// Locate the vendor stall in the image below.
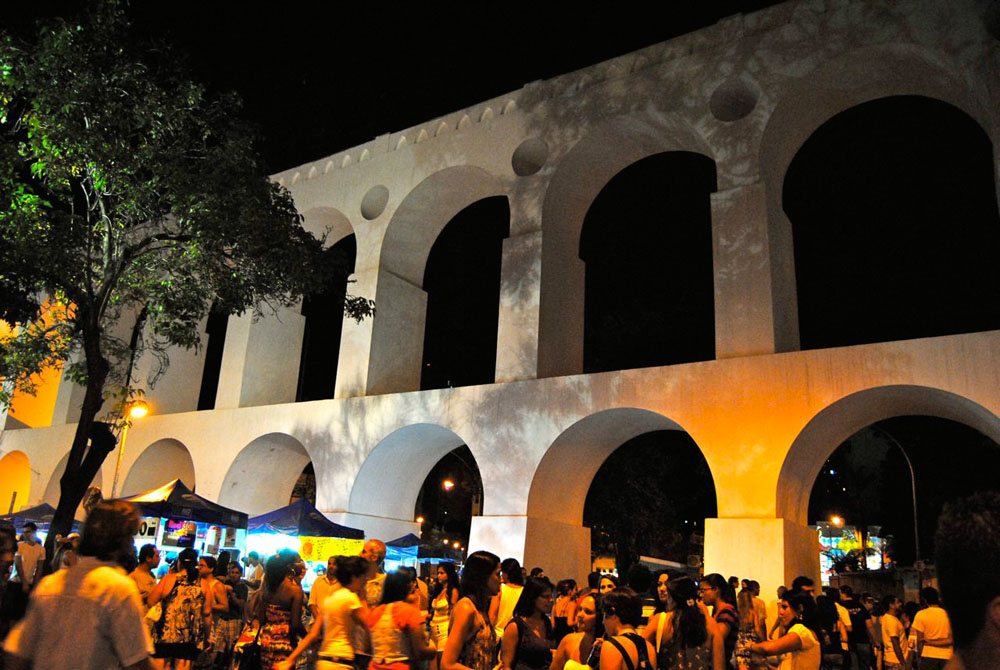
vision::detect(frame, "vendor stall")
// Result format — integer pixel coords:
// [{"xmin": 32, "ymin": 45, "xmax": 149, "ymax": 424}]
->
[
  {"xmin": 121, "ymin": 478, "xmax": 248, "ymax": 561},
  {"xmin": 247, "ymin": 498, "xmax": 364, "ymax": 591},
  {"xmin": 0, "ymin": 502, "xmax": 82, "ymax": 542},
  {"xmin": 385, "ymin": 533, "xmax": 421, "ymax": 572}
]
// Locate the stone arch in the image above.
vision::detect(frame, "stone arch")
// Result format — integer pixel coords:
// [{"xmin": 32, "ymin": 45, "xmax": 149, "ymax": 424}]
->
[
  {"xmin": 537, "ymin": 112, "xmax": 716, "ymax": 378},
  {"xmin": 301, "ymin": 206, "xmax": 356, "ymax": 250},
  {"xmin": 758, "ymin": 43, "xmax": 999, "ymax": 350},
  {"xmin": 368, "ymin": 167, "xmax": 507, "ymax": 394},
  {"xmin": 776, "ymin": 385, "xmax": 1000, "ymax": 526},
  {"xmin": 0, "ymin": 451, "xmax": 31, "ymax": 513},
  {"xmin": 527, "ymin": 407, "xmax": 707, "ymax": 527},
  {"xmin": 121, "ymin": 439, "xmax": 196, "ymax": 497},
  {"xmin": 217, "ymin": 433, "xmax": 312, "ymax": 516},
  {"xmin": 349, "ymin": 424, "xmax": 471, "ymax": 522}
]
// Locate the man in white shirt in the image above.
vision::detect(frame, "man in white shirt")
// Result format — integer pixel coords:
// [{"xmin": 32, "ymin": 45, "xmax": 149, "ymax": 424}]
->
[
  {"xmin": 881, "ymin": 595, "xmax": 907, "ymax": 669},
  {"xmin": 8, "ymin": 522, "xmax": 46, "ymax": 621},
  {"xmin": 243, "ymin": 551, "xmax": 264, "ymax": 592},
  {"xmin": 309, "ymin": 555, "xmax": 340, "ymax": 618},
  {"xmin": 3, "ymin": 500, "xmax": 155, "ymax": 670},
  {"xmin": 912, "ymin": 587, "xmax": 953, "ymax": 670}
]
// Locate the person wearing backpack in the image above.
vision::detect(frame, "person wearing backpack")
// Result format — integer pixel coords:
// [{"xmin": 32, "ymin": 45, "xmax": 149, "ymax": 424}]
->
[{"xmin": 599, "ymin": 589, "xmax": 657, "ymax": 670}]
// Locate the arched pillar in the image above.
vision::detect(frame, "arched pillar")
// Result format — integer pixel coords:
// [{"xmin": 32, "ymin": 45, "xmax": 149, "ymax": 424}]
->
[
  {"xmin": 363, "ymin": 167, "xmax": 507, "ymax": 395},
  {"xmin": 344, "ymin": 424, "xmax": 471, "ymax": 542},
  {"xmin": 515, "ymin": 408, "xmax": 692, "ymax": 582},
  {"xmin": 120, "ymin": 438, "xmax": 196, "ymax": 497},
  {"xmin": 0, "ymin": 451, "xmax": 31, "ymax": 514},
  {"xmin": 217, "ymin": 433, "xmax": 312, "ymax": 516},
  {"xmin": 759, "ymin": 43, "xmax": 999, "ymax": 355},
  {"xmin": 537, "ymin": 113, "xmax": 717, "ymax": 378}
]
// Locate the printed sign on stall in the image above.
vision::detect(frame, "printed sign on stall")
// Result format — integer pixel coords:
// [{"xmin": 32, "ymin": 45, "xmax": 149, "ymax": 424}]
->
[
  {"xmin": 138, "ymin": 516, "xmax": 160, "ymax": 539},
  {"xmin": 299, "ymin": 536, "xmax": 365, "ymax": 562}
]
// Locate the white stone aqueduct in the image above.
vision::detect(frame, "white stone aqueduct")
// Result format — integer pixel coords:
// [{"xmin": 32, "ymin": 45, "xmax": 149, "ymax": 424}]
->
[{"xmin": 3, "ymin": 0, "xmax": 1000, "ymax": 603}]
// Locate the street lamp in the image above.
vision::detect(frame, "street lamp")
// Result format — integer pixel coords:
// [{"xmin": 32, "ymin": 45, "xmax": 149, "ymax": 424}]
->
[
  {"xmin": 830, "ymin": 515, "xmax": 844, "ymax": 528},
  {"xmin": 874, "ymin": 428, "xmax": 920, "ymax": 563},
  {"xmin": 110, "ymin": 399, "xmax": 151, "ymax": 498},
  {"xmin": 415, "ymin": 516, "xmax": 425, "ymax": 524},
  {"xmin": 442, "ymin": 479, "xmax": 455, "ymax": 491}
]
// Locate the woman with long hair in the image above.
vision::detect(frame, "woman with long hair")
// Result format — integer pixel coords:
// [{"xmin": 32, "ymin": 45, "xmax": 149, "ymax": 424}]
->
[
  {"xmin": 599, "ymin": 589, "xmax": 657, "ymax": 670},
  {"xmin": 442, "ymin": 550, "xmax": 502, "ymax": 670},
  {"xmin": 365, "ymin": 570, "xmax": 437, "ymax": 670},
  {"xmin": 148, "ymin": 547, "xmax": 210, "ymax": 670},
  {"xmin": 644, "ymin": 576, "xmax": 723, "ymax": 670},
  {"xmin": 253, "ymin": 549, "xmax": 306, "ymax": 669},
  {"xmin": 734, "ymin": 589, "xmax": 760, "ymax": 670},
  {"xmin": 748, "ymin": 591, "xmax": 821, "ymax": 670},
  {"xmin": 552, "ymin": 580, "xmax": 578, "ymax": 643},
  {"xmin": 501, "ymin": 577, "xmax": 556, "ymax": 670},
  {"xmin": 699, "ymin": 574, "xmax": 738, "ymax": 669},
  {"xmin": 598, "ymin": 576, "xmax": 621, "ymax": 597},
  {"xmin": 492, "ymin": 557, "xmax": 526, "ymax": 640},
  {"xmin": 430, "ymin": 563, "xmax": 461, "ymax": 670},
  {"xmin": 551, "ymin": 592, "xmax": 604, "ymax": 670},
  {"xmin": 278, "ymin": 555, "xmax": 370, "ymax": 670}
]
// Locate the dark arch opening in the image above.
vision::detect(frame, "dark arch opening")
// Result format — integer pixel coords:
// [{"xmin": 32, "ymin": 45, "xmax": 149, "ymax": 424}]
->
[
  {"xmin": 197, "ymin": 305, "xmax": 228, "ymax": 410},
  {"xmin": 785, "ymin": 95, "xmax": 1000, "ymax": 350},
  {"xmin": 421, "ymin": 197, "xmax": 510, "ymax": 390},
  {"xmin": 296, "ymin": 235, "xmax": 356, "ymax": 402},
  {"xmin": 808, "ymin": 416, "xmax": 1000, "ymax": 573},
  {"xmin": 580, "ymin": 151, "xmax": 717, "ymax": 374},
  {"xmin": 289, "ymin": 462, "xmax": 316, "ymax": 506},
  {"xmin": 584, "ymin": 431, "xmax": 717, "ymax": 572},
  {"xmin": 413, "ymin": 445, "xmax": 484, "ymax": 556}
]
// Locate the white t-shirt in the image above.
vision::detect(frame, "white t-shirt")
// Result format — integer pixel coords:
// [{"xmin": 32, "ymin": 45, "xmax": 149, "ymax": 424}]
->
[
  {"xmin": 834, "ymin": 602, "xmax": 851, "ymax": 650},
  {"xmin": 778, "ymin": 623, "xmax": 821, "ymax": 670},
  {"xmin": 4, "ymin": 557, "xmax": 154, "ymax": 669},
  {"xmin": 14, "ymin": 540, "xmax": 46, "ymax": 585},
  {"xmin": 912, "ymin": 606, "xmax": 953, "ymax": 659},
  {"xmin": 881, "ymin": 613, "xmax": 906, "ymax": 665},
  {"xmin": 322, "ymin": 587, "xmax": 363, "ymax": 660},
  {"xmin": 494, "ymin": 583, "xmax": 523, "ymax": 638},
  {"xmin": 309, "ymin": 575, "xmax": 339, "ymax": 611},
  {"xmin": 246, "ymin": 562, "xmax": 264, "ymax": 591}
]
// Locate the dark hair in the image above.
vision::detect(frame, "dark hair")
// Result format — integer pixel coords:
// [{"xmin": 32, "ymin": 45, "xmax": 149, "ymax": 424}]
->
[
  {"xmin": 579, "ymin": 592, "xmax": 605, "ymax": 637},
  {"xmin": 513, "ymin": 576, "xmax": 553, "ymax": 617},
  {"xmin": 530, "ymin": 567, "xmax": 544, "ymax": 577},
  {"xmin": 903, "ymin": 601, "xmax": 920, "ymax": 624},
  {"xmin": 461, "ymin": 550, "xmax": 501, "ymax": 612},
  {"xmin": 78, "ymin": 500, "xmax": 140, "ymax": 562},
  {"xmin": 701, "ymin": 573, "xmax": 736, "ymax": 607},
  {"xmin": 599, "ymin": 574, "xmax": 621, "ymax": 590},
  {"xmin": 839, "ymin": 584, "xmax": 853, "ymax": 597},
  {"xmin": 434, "ymin": 562, "xmax": 460, "ymax": 600},
  {"xmin": 228, "ymin": 561, "xmax": 244, "ymax": 575},
  {"xmin": 587, "ymin": 571, "xmax": 602, "ymax": 589},
  {"xmin": 335, "ymin": 555, "xmax": 370, "ymax": 585},
  {"xmin": 556, "ymin": 578, "xmax": 577, "ymax": 597},
  {"xmin": 667, "ymin": 576, "xmax": 708, "ymax": 648},
  {"xmin": 791, "ymin": 575, "xmax": 815, "ymax": 592},
  {"xmin": 23, "ymin": 522, "xmax": 37, "ymax": 532},
  {"xmin": 200, "ymin": 555, "xmax": 217, "ymax": 571},
  {"xmin": 920, "ymin": 586, "xmax": 940, "ymax": 606},
  {"xmin": 651, "ymin": 570, "xmax": 670, "ymax": 614},
  {"xmin": 748, "ymin": 580, "xmax": 760, "ymax": 595},
  {"xmin": 501, "ymin": 557, "xmax": 524, "ymax": 586},
  {"xmin": 214, "ymin": 550, "xmax": 231, "ymax": 577},
  {"xmin": 139, "ymin": 543, "xmax": 157, "ymax": 562},
  {"xmin": 881, "ymin": 594, "xmax": 900, "ymax": 612},
  {"xmin": 175, "ymin": 547, "xmax": 200, "ymax": 583},
  {"xmin": 626, "ymin": 564, "xmax": 652, "ymax": 594},
  {"xmin": 381, "ymin": 570, "xmax": 415, "ymax": 605},
  {"xmin": 264, "ymin": 549, "xmax": 300, "ymax": 593},
  {"xmin": 936, "ymin": 491, "xmax": 1000, "ymax": 649},
  {"xmin": 602, "ymin": 587, "xmax": 642, "ymax": 627},
  {"xmin": 782, "ymin": 590, "xmax": 821, "ymax": 638}
]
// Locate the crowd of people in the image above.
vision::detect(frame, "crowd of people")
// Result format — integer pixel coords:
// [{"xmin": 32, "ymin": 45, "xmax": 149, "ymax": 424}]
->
[{"xmin": 0, "ymin": 490, "xmax": 996, "ymax": 670}]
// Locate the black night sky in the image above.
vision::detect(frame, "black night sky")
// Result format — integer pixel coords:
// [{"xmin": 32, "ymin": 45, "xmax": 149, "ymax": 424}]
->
[{"xmin": 7, "ymin": 1, "xmax": 1000, "ymax": 566}]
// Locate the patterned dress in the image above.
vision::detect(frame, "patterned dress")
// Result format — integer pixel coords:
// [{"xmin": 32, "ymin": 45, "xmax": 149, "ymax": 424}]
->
[
  {"xmin": 153, "ymin": 573, "xmax": 205, "ymax": 661},
  {"xmin": 457, "ymin": 600, "xmax": 497, "ymax": 670},
  {"xmin": 260, "ymin": 602, "xmax": 295, "ymax": 669}
]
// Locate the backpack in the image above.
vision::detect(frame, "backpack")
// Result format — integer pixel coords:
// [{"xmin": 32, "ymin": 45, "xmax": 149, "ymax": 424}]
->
[{"xmin": 606, "ymin": 633, "xmax": 652, "ymax": 670}]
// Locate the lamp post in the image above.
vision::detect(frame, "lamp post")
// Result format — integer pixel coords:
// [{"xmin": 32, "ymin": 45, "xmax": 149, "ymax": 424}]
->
[
  {"xmin": 875, "ymin": 427, "xmax": 920, "ymax": 563},
  {"xmin": 110, "ymin": 400, "xmax": 150, "ymax": 498}
]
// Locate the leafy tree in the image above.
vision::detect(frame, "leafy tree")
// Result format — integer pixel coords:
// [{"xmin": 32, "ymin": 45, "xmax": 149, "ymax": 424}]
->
[{"xmin": 0, "ymin": 3, "xmax": 372, "ymax": 555}]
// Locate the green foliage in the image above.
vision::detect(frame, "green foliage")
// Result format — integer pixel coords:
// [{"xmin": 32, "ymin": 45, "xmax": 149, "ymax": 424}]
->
[{"xmin": 0, "ymin": 1, "xmax": 370, "ymax": 410}]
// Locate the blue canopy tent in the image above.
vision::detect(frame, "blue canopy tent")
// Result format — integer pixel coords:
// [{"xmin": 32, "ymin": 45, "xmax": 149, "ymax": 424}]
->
[
  {"xmin": 385, "ymin": 533, "xmax": 421, "ymax": 570},
  {"xmin": 247, "ymin": 499, "xmax": 364, "ymax": 568},
  {"xmin": 122, "ymin": 479, "xmax": 248, "ymax": 528},
  {"xmin": 0, "ymin": 502, "xmax": 82, "ymax": 533}
]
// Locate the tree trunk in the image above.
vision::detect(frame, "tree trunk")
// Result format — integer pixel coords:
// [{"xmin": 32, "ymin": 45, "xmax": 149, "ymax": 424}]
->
[{"xmin": 44, "ymin": 325, "xmax": 114, "ymax": 562}]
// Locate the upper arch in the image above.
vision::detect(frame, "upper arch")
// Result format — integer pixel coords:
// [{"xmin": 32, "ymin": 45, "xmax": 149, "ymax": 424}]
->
[
  {"xmin": 121, "ymin": 438, "xmax": 196, "ymax": 497},
  {"xmin": 526, "ymin": 407, "xmax": 700, "ymax": 527},
  {"xmin": 217, "ymin": 433, "xmax": 313, "ymax": 517},
  {"xmin": 379, "ymin": 166, "xmax": 507, "ymax": 288},
  {"xmin": 776, "ymin": 385, "xmax": 1000, "ymax": 525},
  {"xmin": 301, "ymin": 206, "xmax": 357, "ymax": 250},
  {"xmin": 348, "ymin": 423, "xmax": 471, "ymax": 521}
]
